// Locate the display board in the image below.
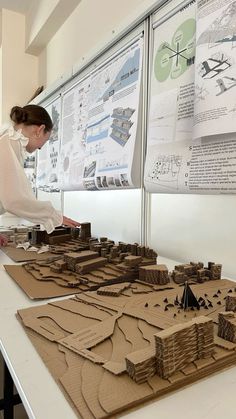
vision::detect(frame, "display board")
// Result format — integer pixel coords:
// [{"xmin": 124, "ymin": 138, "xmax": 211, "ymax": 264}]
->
[
  {"xmin": 59, "ymin": 38, "xmax": 143, "ymax": 190},
  {"xmin": 145, "ymin": 0, "xmax": 236, "ymax": 194},
  {"xmin": 36, "ymin": 96, "xmax": 61, "ymax": 192}
]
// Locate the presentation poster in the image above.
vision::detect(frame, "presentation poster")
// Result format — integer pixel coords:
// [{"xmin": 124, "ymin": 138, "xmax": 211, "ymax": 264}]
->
[
  {"xmin": 145, "ymin": 0, "xmax": 236, "ymax": 194},
  {"xmin": 36, "ymin": 97, "xmax": 61, "ymax": 192},
  {"xmin": 59, "ymin": 38, "xmax": 143, "ymax": 190},
  {"xmin": 59, "ymin": 77, "xmax": 89, "ymax": 190},
  {"xmin": 145, "ymin": 1, "xmax": 196, "ymax": 193}
]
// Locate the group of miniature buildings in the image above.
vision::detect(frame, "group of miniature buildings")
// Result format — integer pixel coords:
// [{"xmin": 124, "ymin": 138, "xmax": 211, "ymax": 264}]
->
[
  {"xmin": 126, "ymin": 293, "xmax": 236, "ymax": 383},
  {"xmin": 3, "ymin": 222, "xmax": 236, "ymax": 381}
]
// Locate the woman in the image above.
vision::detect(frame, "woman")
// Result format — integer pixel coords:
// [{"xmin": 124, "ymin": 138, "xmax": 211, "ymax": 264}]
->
[{"xmin": 0, "ymin": 104, "xmax": 80, "ymax": 245}]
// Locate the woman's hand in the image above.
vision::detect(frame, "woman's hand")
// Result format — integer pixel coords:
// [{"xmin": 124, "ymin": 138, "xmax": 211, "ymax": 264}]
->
[
  {"xmin": 62, "ymin": 216, "xmax": 80, "ymax": 228},
  {"xmin": 0, "ymin": 234, "xmax": 8, "ymax": 246}
]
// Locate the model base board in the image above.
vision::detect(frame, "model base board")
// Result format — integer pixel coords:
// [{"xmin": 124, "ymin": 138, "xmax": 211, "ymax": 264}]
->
[{"xmin": 17, "ymin": 278, "xmax": 236, "ymax": 418}]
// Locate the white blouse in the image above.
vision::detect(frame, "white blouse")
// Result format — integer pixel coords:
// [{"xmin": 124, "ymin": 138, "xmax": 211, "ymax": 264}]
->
[{"xmin": 0, "ymin": 125, "xmax": 63, "ymax": 233}]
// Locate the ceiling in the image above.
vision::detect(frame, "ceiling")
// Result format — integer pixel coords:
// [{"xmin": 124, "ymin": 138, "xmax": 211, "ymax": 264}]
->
[{"xmin": 0, "ymin": 0, "xmax": 36, "ymax": 14}]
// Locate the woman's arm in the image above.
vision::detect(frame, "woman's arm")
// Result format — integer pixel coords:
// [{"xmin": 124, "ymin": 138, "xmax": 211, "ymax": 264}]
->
[{"xmin": 0, "ymin": 137, "xmax": 63, "ymax": 233}]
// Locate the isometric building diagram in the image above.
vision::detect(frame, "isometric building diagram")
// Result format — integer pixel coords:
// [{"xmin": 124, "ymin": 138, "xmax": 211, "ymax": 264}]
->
[
  {"xmin": 110, "ymin": 107, "xmax": 135, "ymax": 146},
  {"xmin": 199, "ymin": 52, "xmax": 232, "ymax": 79},
  {"xmin": 86, "ymin": 115, "xmax": 110, "ymax": 143}
]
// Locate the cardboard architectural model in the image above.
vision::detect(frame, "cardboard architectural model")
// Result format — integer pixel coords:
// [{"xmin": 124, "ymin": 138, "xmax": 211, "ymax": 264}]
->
[
  {"xmin": 171, "ymin": 261, "xmax": 222, "ymax": 284},
  {"xmin": 218, "ymin": 312, "xmax": 236, "ymax": 343},
  {"xmin": 1, "ymin": 223, "xmax": 91, "ymax": 262},
  {"xmin": 17, "ymin": 275, "xmax": 236, "ymax": 418},
  {"xmin": 0, "ymin": 225, "xmax": 32, "ymax": 245},
  {"xmin": 4, "ymin": 239, "xmax": 158, "ymax": 299},
  {"xmin": 225, "ymin": 293, "xmax": 236, "ymax": 312}
]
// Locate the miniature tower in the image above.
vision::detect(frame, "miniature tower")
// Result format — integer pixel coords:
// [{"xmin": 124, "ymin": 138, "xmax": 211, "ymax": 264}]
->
[
  {"xmin": 181, "ymin": 282, "xmax": 200, "ymax": 310},
  {"xmin": 80, "ymin": 222, "xmax": 91, "ymax": 241}
]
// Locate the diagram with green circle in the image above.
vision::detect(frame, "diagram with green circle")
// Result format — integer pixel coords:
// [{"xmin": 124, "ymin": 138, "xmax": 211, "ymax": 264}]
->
[{"xmin": 154, "ymin": 18, "xmax": 196, "ymax": 82}]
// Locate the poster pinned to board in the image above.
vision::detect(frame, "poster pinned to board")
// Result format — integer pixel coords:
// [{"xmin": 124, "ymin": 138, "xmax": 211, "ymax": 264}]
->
[
  {"xmin": 145, "ymin": 0, "xmax": 196, "ymax": 193},
  {"xmin": 145, "ymin": 0, "xmax": 236, "ymax": 194},
  {"xmin": 59, "ymin": 37, "xmax": 143, "ymax": 190},
  {"xmin": 36, "ymin": 97, "xmax": 61, "ymax": 192}
]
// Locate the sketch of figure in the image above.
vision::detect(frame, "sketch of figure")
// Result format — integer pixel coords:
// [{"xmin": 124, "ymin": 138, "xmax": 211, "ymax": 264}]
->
[{"xmin": 195, "ymin": 84, "xmax": 209, "ymax": 101}]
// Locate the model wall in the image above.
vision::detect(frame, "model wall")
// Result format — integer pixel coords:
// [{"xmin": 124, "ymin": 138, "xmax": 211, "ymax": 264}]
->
[{"xmin": 37, "ymin": 0, "xmax": 236, "ymax": 279}]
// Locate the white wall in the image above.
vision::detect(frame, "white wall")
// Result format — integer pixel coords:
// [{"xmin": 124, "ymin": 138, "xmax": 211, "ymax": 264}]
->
[
  {"xmin": 1, "ymin": 9, "xmax": 38, "ymax": 121},
  {"xmin": 0, "ymin": 45, "xmax": 2, "ymax": 125},
  {"xmin": 148, "ymin": 193, "xmax": 236, "ymax": 278},
  {"xmin": 37, "ymin": 189, "xmax": 62, "ymax": 212},
  {"xmin": 64, "ymin": 190, "xmax": 142, "ymax": 243},
  {"xmin": 38, "ymin": 0, "xmax": 153, "ymax": 85}
]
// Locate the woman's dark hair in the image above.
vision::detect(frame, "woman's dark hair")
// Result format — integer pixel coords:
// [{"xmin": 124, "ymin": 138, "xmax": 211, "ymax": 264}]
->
[{"xmin": 10, "ymin": 105, "xmax": 53, "ymax": 132}]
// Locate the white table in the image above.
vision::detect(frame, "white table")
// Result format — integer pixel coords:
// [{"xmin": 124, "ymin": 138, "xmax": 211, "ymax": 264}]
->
[{"xmin": 1, "ymin": 250, "xmax": 236, "ymax": 419}]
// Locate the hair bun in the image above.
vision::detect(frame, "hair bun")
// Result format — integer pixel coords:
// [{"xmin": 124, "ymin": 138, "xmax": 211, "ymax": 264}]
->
[{"xmin": 10, "ymin": 106, "xmax": 27, "ymax": 124}]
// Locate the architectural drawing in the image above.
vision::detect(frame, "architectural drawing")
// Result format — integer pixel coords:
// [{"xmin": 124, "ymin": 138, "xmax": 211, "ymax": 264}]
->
[
  {"xmin": 195, "ymin": 84, "xmax": 209, "ymax": 101},
  {"xmin": 216, "ymin": 75, "xmax": 236, "ymax": 95},
  {"xmin": 146, "ymin": 155, "xmax": 182, "ymax": 190},
  {"xmin": 198, "ymin": 52, "xmax": 232, "ymax": 79},
  {"xmin": 154, "ymin": 17, "xmax": 196, "ymax": 82},
  {"xmin": 197, "ymin": 2, "xmax": 236, "ymax": 47}
]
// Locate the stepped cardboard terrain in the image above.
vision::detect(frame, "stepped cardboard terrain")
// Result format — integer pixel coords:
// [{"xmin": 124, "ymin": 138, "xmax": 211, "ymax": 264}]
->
[
  {"xmin": 17, "ymin": 276, "xmax": 236, "ymax": 418},
  {"xmin": 4, "ymin": 241, "xmax": 157, "ymax": 299}
]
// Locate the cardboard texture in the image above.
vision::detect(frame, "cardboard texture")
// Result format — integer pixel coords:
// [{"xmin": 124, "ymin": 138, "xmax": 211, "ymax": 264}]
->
[
  {"xmin": 17, "ymin": 278, "xmax": 236, "ymax": 418},
  {"xmin": 1, "ymin": 238, "xmax": 90, "ymax": 262},
  {"xmin": 1, "ymin": 244, "xmax": 54, "ymax": 262},
  {"xmin": 3, "ymin": 246, "xmax": 158, "ymax": 299}
]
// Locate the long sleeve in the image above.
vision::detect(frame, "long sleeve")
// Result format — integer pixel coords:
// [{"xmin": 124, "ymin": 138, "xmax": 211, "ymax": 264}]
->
[{"xmin": 0, "ymin": 136, "xmax": 63, "ymax": 233}]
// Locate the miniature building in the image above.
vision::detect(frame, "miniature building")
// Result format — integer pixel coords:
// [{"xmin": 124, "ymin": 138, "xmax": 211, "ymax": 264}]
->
[
  {"xmin": 30, "ymin": 223, "xmax": 91, "ymax": 246},
  {"xmin": 171, "ymin": 261, "xmax": 222, "ymax": 284},
  {"xmin": 75, "ymin": 257, "xmax": 107, "ymax": 274},
  {"xmin": 30, "ymin": 226, "xmax": 72, "ymax": 245},
  {"xmin": 80, "ymin": 222, "xmax": 91, "ymax": 241},
  {"xmin": 125, "ymin": 316, "xmax": 214, "ymax": 382},
  {"xmin": 125, "ymin": 255, "xmax": 142, "ymax": 266},
  {"xmin": 139, "ymin": 264, "xmax": 169, "ymax": 285},
  {"xmin": 225, "ymin": 294, "xmax": 236, "ymax": 312},
  {"xmin": 208, "ymin": 262, "xmax": 222, "ymax": 280},
  {"xmin": 218, "ymin": 312, "xmax": 236, "ymax": 343},
  {"xmin": 48, "ymin": 239, "xmax": 158, "ymax": 279},
  {"xmin": 126, "ymin": 347, "xmax": 156, "ymax": 384},
  {"xmin": 155, "ymin": 316, "xmax": 214, "ymax": 378},
  {"xmin": 64, "ymin": 251, "xmax": 99, "ymax": 271},
  {"xmin": 0, "ymin": 225, "xmax": 32, "ymax": 244}
]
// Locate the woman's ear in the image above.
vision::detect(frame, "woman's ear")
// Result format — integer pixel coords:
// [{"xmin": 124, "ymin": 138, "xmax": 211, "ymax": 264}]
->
[{"xmin": 39, "ymin": 124, "xmax": 46, "ymax": 135}]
